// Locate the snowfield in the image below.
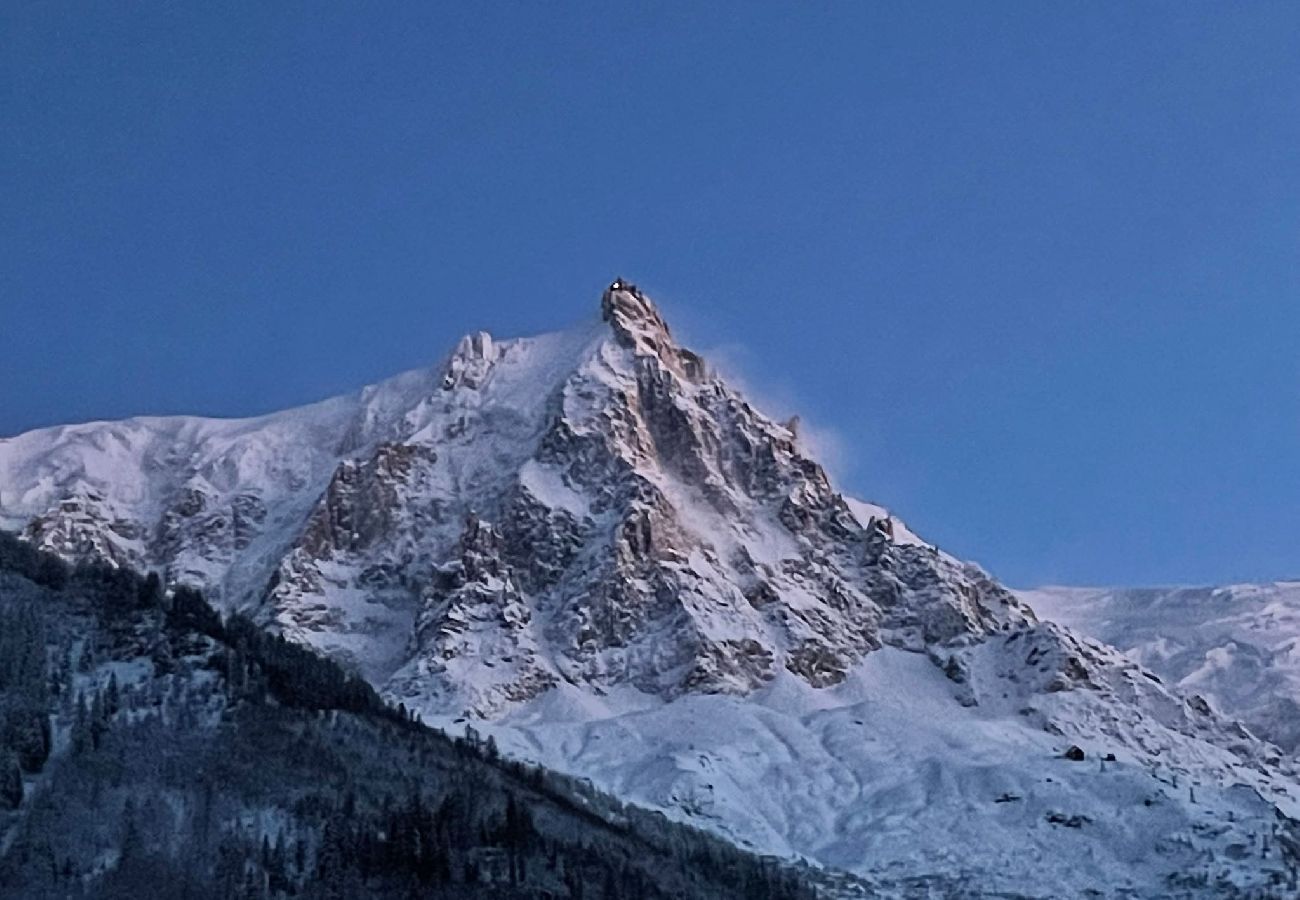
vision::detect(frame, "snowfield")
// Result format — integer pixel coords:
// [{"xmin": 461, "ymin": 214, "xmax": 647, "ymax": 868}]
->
[{"xmin": 448, "ymin": 640, "xmax": 1300, "ymax": 897}]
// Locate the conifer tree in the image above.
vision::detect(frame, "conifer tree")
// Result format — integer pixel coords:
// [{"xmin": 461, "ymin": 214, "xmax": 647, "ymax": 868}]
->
[{"xmin": 0, "ymin": 749, "xmax": 21, "ymax": 810}]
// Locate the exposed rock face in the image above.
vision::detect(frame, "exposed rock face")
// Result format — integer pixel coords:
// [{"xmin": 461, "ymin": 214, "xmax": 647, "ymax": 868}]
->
[
  {"xmin": 0, "ymin": 282, "xmax": 1031, "ymax": 715},
  {"xmin": 271, "ymin": 281, "xmax": 1042, "ymax": 711},
  {"xmin": 157, "ymin": 486, "xmax": 269, "ymax": 586},
  {"xmin": 22, "ymin": 489, "xmax": 146, "ymax": 570},
  {"xmin": 390, "ymin": 513, "xmax": 556, "ymax": 716}
]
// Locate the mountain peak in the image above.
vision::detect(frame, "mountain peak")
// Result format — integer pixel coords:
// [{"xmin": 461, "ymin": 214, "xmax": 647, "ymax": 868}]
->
[
  {"xmin": 601, "ymin": 277, "xmax": 668, "ymax": 343},
  {"xmin": 600, "ymin": 278, "xmax": 705, "ymax": 381}
]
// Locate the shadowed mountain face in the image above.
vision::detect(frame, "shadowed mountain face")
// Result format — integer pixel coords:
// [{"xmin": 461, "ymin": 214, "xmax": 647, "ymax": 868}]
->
[{"xmin": 5, "ymin": 284, "xmax": 1300, "ymax": 896}]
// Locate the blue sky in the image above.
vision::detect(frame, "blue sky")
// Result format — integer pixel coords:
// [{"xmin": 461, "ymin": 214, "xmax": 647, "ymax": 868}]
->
[{"xmin": 2, "ymin": 3, "xmax": 1297, "ymax": 587}]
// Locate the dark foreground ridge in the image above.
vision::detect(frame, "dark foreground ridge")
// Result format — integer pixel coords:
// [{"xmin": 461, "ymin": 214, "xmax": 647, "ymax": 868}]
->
[{"xmin": 0, "ymin": 532, "xmax": 832, "ymax": 899}]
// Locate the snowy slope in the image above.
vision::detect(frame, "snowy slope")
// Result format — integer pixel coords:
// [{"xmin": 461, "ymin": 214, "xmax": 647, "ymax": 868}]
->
[
  {"xmin": 0, "ymin": 354, "xmax": 449, "ymax": 604},
  {"xmin": 472, "ymin": 645, "xmax": 1299, "ymax": 897},
  {"xmin": 1023, "ymin": 582, "xmax": 1300, "ymax": 752},
  {"xmin": 4, "ymin": 281, "xmax": 1300, "ymax": 896}
]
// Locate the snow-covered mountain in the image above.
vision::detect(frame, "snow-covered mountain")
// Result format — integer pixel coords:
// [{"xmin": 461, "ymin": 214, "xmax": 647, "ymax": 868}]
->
[
  {"xmin": 1023, "ymin": 583, "xmax": 1300, "ymax": 753},
  {"xmin": 5, "ymin": 282, "xmax": 1300, "ymax": 896}
]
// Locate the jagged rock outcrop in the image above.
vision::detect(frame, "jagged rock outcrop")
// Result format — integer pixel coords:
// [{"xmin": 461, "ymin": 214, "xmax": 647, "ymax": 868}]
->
[
  {"xmin": 22, "ymin": 489, "xmax": 146, "ymax": 570},
  {"xmin": 391, "ymin": 513, "xmax": 555, "ymax": 716}
]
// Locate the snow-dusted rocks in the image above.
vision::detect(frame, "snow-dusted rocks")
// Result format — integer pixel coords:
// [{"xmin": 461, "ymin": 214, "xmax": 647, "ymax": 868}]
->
[
  {"xmin": 21, "ymin": 488, "xmax": 148, "ymax": 571},
  {"xmin": 4, "ymin": 282, "xmax": 1300, "ymax": 896}
]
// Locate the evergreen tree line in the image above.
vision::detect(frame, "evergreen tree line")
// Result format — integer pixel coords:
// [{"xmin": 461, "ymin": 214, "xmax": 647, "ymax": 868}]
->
[{"xmin": 0, "ymin": 600, "xmax": 51, "ymax": 810}]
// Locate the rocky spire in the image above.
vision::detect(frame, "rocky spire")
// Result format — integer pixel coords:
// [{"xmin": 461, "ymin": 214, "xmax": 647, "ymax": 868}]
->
[
  {"xmin": 441, "ymin": 331, "xmax": 497, "ymax": 391},
  {"xmin": 600, "ymin": 278, "xmax": 705, "ymax": 381}
]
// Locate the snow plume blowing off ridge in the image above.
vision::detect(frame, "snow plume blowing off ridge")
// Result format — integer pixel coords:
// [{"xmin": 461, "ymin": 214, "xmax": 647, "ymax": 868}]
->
[
  {"xmin": 3, "ymin": 279, "xmax": 1300, "ymax": 897},
  {"xmin": 696, "ymin": 341, "xmax": 856, "ymax": 485},
  {"xmin": 647, "ymin": 288, "xmax": 862, "ymax": 489}
]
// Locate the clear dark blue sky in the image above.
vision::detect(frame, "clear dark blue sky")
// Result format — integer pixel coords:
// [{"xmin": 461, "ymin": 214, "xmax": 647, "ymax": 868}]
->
[{"xmin": 3, "ymin": 3, "xmax": 1297, "ymax": 587}]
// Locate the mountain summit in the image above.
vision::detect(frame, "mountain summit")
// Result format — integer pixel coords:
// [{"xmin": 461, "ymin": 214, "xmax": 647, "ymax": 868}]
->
[
  {"xmin": 4, "ymin": 283, "xmax": 1300, "ymax": 895},
  {"xmin": 0, "ymin": 280, "xmax": 1010, "ymax": 713}
]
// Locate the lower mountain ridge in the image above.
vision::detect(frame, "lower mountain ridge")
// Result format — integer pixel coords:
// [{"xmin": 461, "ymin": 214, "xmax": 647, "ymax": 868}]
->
[
  {"xmin": 3, "ymin": 282, "xmax": 1300, "ymax": 896},
  {"xmin": 1023, "ymin": 583, "xmax": 1300, "ymax": 754}
]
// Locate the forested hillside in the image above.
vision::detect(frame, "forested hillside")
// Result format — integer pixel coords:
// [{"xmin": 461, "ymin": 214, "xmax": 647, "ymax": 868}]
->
[{"xmin": 0, "ymin": 532, "xmax": 830, "ymax": 899}]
